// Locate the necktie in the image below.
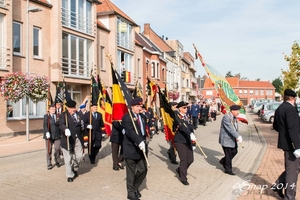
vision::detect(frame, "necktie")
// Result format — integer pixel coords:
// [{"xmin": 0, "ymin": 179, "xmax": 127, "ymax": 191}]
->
[
  {"xmin": 93, "ymin": 113, "xmax": 97, "ymax": 119},
  {"xmin": 52, "ymin": 115, "xmax": 55, "ymax": 123},
  {"xmin": 136, "ymin": 114, "xmax": 144, "ymax": 136},
  {"xmin": 72, "ymin": 114, "xmax": 77, "ymax": 124}
]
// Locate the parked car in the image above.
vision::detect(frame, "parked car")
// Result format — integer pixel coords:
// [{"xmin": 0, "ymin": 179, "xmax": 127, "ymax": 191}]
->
[
  {"xmin": 259, "ymin": 102, "xmax": 282, "ymax": 117},
  {"xmin": 261, "ymin": 110, "xmax": 275, "ymax": 123},
  {"xmin": 252, "ymin": 102, "xmax": 264, "ymax": 114}
]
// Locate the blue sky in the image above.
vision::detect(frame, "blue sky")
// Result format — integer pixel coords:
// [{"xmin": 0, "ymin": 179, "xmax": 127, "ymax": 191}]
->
[{"xmin": 111, "ymin": 0, "xmax": 300, "ymax": 81}]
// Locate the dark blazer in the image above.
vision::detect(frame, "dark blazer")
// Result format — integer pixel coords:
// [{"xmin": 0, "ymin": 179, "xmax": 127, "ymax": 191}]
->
[
  {"xmin": 173, "ymin": 113, "xmax": 194, "ymax": 144},
  {"xmin": 59, "ymin": 111, "xmax": 84, "ymax": 150},
  {"xmin": 122, "ymin": 111, "xmax": 147, "ymax": 160},
  {"xmin": 273, "ymin": 101, "xmax": 300, "ymax": 151},
  {"xmin": 43, "ymin": 113, "xmax": 61, "ymax": 140},
  {"xmin": 86, "ymin": 111, "xmax": 105, "ymax": 142},
  {"xmin": 110, "ymin": 121, "xmax": 124, "ymax": 144}
]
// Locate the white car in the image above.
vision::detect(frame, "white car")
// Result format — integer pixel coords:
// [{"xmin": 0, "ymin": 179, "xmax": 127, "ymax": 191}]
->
[{"xmin": 252, "ymin": 102, "xmax": 264, "ymax": 114}]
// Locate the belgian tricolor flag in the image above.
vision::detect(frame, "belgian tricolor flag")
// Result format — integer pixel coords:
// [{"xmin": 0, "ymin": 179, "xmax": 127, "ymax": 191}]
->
[
  {"xmin": 124, "ymin": 71, "xmax": 131, "ymax": 82},
  {"xmin": 147, "ymin": 77, "xmax": 158, "ymax": 104},
  {"xmin": 111, "ymin": 66, "xmax": 129, "ymax": 121},
  {"xmin": 158, "ymin": 86, "xmax": 177, "ymax": 141}
]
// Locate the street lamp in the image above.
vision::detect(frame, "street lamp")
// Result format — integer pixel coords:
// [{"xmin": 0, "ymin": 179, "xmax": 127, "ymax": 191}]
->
[{"xmin": 26, "ymin": 0, "xmax": 42, "ymax": 141}]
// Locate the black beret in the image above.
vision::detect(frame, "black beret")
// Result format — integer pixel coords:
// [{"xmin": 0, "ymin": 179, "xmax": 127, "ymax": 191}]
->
[
  {"xmin": 142, "ymin": 104, "xmax": 146, "ymax": 109},
  {"xmin": 66, "ymin": 100, "xmax": 76, "ymax": 108},
  {"xmin": 230, "ymin": 105, "xmax": 241, "ymax": 110},
  {"xmin": 284, "ymin": 89, "xmax": 296, "ymax": 97},
  {"xmin": 130, "ymin": 97, "xmax": 143, "ymax": 106},
  {"xmin": 49, "ymin": 103, "xmax": 56, "ymax": 108},
  {"xmin": 176, "ymin": 101, "xmax": 188, "ymax": 108}
]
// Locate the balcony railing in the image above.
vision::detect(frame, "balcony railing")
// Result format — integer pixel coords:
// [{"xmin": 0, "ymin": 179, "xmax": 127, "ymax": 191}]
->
[
  {"xmin": 0, "ymin": 0, "xmax": 5, "ymax": 7},
  {"xmin": 61, "ymin": 7, "xmax": 95, "ymax": 35},
  {"xmin": 191, "ymin": 77, "xmax": 197, "ymax": 83},
  {"xmin": 116, "ymin": 33, "xmax": 134, "ymax": 51},
  {"xmin": 61, "ymin": 57, "xmax": 90, "ymax": 78},
  {"xmin": 0, "ymin": 47, "xmax": 8, "ymax": 69}
]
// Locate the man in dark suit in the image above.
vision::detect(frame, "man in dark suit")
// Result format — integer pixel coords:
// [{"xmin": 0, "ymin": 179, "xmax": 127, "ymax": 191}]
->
[
  {"xmin": 43, "ymin": 103, "xmax": 61, "ymax": 170},
  {"xmin": 110, "ymin": 121, "xmax": 124, "ymax": 171},
  {"xmin": 272, "ymin": 89, "xmax": 300, "ymax": 199},
  {"xmin": 174, "ymin": 101, "xmax": 196, "ymax": 186},
  {"xmin": 218, "ymin": 105, "xmax": 242, "ymax": 175},
  {"xmin": 122, "ymin": 97, "xmax": 148, "ymax": 200},
  {"xmin": 59, "ymin": 100, "xmax": 85, "ymax": 182},
  {"xmin": 200, "ymin": 102, "xmax": 210, "ymax": 126},
  {"xmin": 86, "ymin": 104, "xmax": 105, "ymax": 164}
]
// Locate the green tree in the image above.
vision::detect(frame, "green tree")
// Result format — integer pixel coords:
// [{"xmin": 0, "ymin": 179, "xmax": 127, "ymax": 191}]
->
[
  {"xmin": 225, "ymin": 71, "xmax": 234, "ymax": 77},
  {"xmin": 272, "ymin": 77, "xmax": 283, "ymax": 93},
  {"xmin": 282, "ymin": 41, "xmax": 300, "ymax": 96}
]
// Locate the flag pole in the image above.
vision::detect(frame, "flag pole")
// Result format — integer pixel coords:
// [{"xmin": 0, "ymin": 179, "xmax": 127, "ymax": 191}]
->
[
  {"xmin": 88, "ymin": 68, "xmax": 93, "ymax": 155},
  {"xmin": 107, "ymin": 53, "xmax": 150, "ymax": 168}
]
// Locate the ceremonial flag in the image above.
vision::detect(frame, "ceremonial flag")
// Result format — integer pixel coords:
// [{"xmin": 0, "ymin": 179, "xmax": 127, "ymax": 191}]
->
[
  {"xmin": 46, "ymin": 88, "xmax": 53, "ymax": 111},
  {"xmin": 91, "ymin": 76, "xmax": 99, "ymax": 106},
  {"xmin": 193, "ymin": 44, "xmax": 248, "ymax": 124},
  {"xmin": 111, "ymin": 65, "xmax": 130, "ymax": 121},
  {"xmin": 54, "ymin": 82, "xmax": 64, "ymax": 103},
  {"xmin": 133, "ymin": 81, "xmax": 142, "ymax": 98},
  {"xmin": 158, "ymin": 86, "xmax": 177, "ymax": 141},
  {"xmin": 147, "ymin": 77, "xmax": 158, "ymax": 104}
]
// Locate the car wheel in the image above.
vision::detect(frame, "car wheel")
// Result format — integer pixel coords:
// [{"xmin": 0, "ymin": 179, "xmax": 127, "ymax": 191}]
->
[{"xmin": 270, "ymin": 116, "xmax": 274, "ymax": 124}]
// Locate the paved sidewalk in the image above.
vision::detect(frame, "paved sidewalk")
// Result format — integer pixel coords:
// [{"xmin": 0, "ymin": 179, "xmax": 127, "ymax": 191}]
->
[
  {"xmin": 0, "ymin": 111, "xmax": 267, "ymax": 200},
  {"xmin": 239, "ymin": 113, "xmax": 300, "ymax": 200}
]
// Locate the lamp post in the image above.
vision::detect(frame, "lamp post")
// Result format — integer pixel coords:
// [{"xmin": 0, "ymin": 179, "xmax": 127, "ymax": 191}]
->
[{"xmin": 26, "ymin": 0, "xmax": 42, "ymax": 141}]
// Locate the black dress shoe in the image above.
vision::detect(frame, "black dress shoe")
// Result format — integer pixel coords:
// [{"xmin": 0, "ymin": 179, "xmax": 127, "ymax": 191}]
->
[
  {"xmin": 67, "ymin": 177, "xmax": 73, "ymax": 182},
  {"xmin": 181, "ymin": 180, "xmax": 189, "ymax": 185},
  {"xmin": 136, "ymin": 190, "xmax": 142, "ymax": 198},
  {"xmin": 127, "ymin": 193, "xmax": 139, "ymax": 200},
  {"xmin": 118, "ymin": 163, "xmax": 124, "ymax": 169},
  {"xmin": 56, "ymin": 163, "xmax": 61, "ymax": 168},
  {"xmin": 90, "ymin": 161, "xmax": 95, "ymax": 164},
  {"xmin": 176, "ymin": 168, "xmax": 181, "ymax": 178},
  {"xmin": 271, "ymin": 187, "xmax": 284, "ymax": 198},
  {"xmin": 225, "ymin": 171, "xmax": 236, "ymax": 175},
  {"xmin": 73, "ymin": 171, "xmax": 78, "ymax": 178},
  {"xmin": 171, "ymin": 160, "xmax": 178, "ymax": 164},
  {"xmin": 113, "ymin": 167, "xmax": 119, "ymax": 171}
]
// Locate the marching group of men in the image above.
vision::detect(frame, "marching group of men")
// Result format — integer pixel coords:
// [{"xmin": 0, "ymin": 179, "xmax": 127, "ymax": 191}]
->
[{"xmin": 43, "ymin": 96, "xmax": 246, "ymax": 200}]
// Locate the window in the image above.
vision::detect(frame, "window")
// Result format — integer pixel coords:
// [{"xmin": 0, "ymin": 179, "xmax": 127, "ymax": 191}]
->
[
  {"xmin": 250, "ymin": 90, "xmax": 253, "ymax": 94},
  {"xmin": 116, "ymin": 18, "xmax": 133, "ymax": 51},
  {"xmin": 156, "ymin": 63, "xmax": 160, "ymax": 79},
  {"xmin": 33, "ymin": 27, "xmax": 41, "ymax": 57},
  {"xmin": 0, "ymin": 14, "xmax": 5, "ymax": 69},
  {"xmin": 7, "ymin": 99, "xmax": 45, "ymax": 119},
  {"xmin": 151, "ymin": 62, "xmax": 155, "ymax": 77},
  {"xmin": 13, "ymin": 21, "xmax": 22, "ymax": 55},
  {"xmin": 260, "ymin": 90, "xmax": 264, "ymax": 95},
  {"xmin": 255, "ymin": 90, "xmax": 259, "ymax": 95},
  {"xmin": 62, "ymin": 32, "xmax": 92, "ymax": 78},
  {"xmin": 100, "ymin": 46, "xmax": 104, "ymax": 70},
  {"xmin": 62, "ymin": 0, "xmax": 93, "ymax": 34},
  {"xmin": 266, "ymin": 90, "xmax": 272, "ymax": 95},
  {"xmin": 137, "ymin": 58, "xmax": 141, "ymax": 78},
  {"xmin": 239, "ymin": 90, "xmax": 242, "ymax": 94},
  {"xmin": 117, "ymin": 50, "xmax": 132, "ymax": 74},
  {"xmin": 162, "ymin": 68, "xmax": 164, "ymax": 82},
  {"xmin": 244, "ymin": 90, "xmax": 247, "ymax": 94},
  {"xmin": 0, "ymin": 0, "xmax": 5, "ymax": 7}
]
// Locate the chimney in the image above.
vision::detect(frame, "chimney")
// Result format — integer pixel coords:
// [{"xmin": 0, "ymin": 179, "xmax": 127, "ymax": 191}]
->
[
  {"xmin": 144, "ymin": 23, "xmax": 150, "ymax": 38},
  {"xmin": 166, "ymin": 37, "xmax": 168, "ymax": 40},
  {"xmin": 162, "ymin": 35, "xmax": 164, "ymax": 40}
]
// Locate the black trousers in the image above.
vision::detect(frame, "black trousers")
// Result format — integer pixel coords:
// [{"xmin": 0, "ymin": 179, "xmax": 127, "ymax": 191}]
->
[
  {"xmin": 221, "ymin": 146, "xmax": 238, "ymax": 173},
  {"xmin": 175, "ymin": 142, "xmax": 194, "ymax": 182},
  {"xmin": 111, "ymin": 142, "xmax": 123, "ymax": 168},
  {"xmin": 125, "ymin": 158, "xmax": 148, "ymax": 197},
  {"xmin": 192, "ymin": 117, "xmax": 198, "ymax": 129},
  {"xmin": 167, "ymin": 142, "xmax": 177, "ymax": 162},
  {"xmin": 88, "ymin": 140, "xmax": 101, "ymax": 163},
  {"xmin": 275, "ymin": 151, "xmax": 300, "ymax": 200}
]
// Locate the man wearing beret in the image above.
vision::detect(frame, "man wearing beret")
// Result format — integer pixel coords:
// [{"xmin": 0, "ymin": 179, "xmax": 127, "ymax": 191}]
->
[
  {"xmin": 174, "ymin": 101, "xmax": 196, "ymax": 186},
  {"xmin": 272, "ymin": 89, "xmax": 300, "ymax": 199},
  {"xmin": 122, "ymin": 97, "xmax": 148, "ymax": 200},
  {"xmin": 86, "ymin": 103, "xmax": 105, "ymax": 164},
  {"xmin": 59, "ymin": 100, "xmax": 85, "ymax": 182},
  {"xmin": 219, "ymin": 104, "xmax": 243, "ymax": 175}
]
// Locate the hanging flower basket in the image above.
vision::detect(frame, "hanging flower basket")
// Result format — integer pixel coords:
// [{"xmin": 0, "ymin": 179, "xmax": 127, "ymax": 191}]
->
[
  {"xmin": 28, "ymin": 75, "xmax": 50, "ymax": 102},
  {"xmin": 0, "ymin": 72, "xmax": 29, "ymax": 103}
]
